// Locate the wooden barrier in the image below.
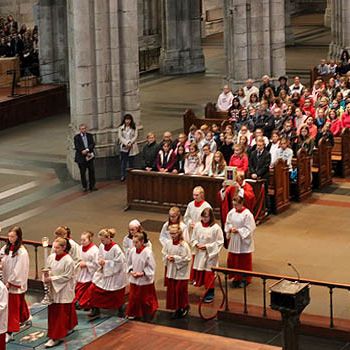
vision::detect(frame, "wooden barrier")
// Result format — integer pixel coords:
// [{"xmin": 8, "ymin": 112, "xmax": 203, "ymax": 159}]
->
[
  {"xmin": 291, "ymin": 148, "xmax": 312, "ymax": 201},
  {"xmin": 205, "ymin": 102, "xmax": 228, "ymax": 119},
  {"xmin": 127, "ymin": 169, "xmax": 223, "ymax": 216},
  {"xmin": 312, "ymin": 138, "xmax": 333, "ymax": 188},
  {"xmin": 332, "ymin": 128, "xmax": 350, "ymax": 178},
  {"xmin": 268, "ymin": 159, "xmax": 290, "ymax": 214},
  {"xmin": 183, "ymin": 108, "xmax": 230, "ymax": 135}
]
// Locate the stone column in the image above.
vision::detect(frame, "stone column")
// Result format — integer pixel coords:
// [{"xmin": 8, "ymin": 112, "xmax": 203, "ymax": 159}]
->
[
  {"xmin": 324, "ymin": 0, "xmax": 331, "ymax": 28},
  {"xmin": 224, "ymin": 0, "xmax": 286, "ymax": 85},
  {"xmin": 66, "ymin": 0, "xmax": 141, "ymax": 180},
  {"xmin": 35, "ymin": 0, "xmax": 69, "ymax": 84},
  {"xmin": 329, "ymin": 0, "xmax": 350, "ymax": 60},
  {"xmin": 159, "ymin": 0, "xmax": 205, "ymax": 74},
  {"xmin": 285, "ymin": 0, "xmax": 295, "ymax": 46}
]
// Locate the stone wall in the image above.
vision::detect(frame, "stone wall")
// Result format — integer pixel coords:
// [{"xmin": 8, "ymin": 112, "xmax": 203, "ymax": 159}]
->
[
  {"xmin": 0, "ymin": 0, "xmax": 36, "ymax": 26},
  {"xmin": 202, "ymin": 0, "xmax": 224, "ymax": 37}
]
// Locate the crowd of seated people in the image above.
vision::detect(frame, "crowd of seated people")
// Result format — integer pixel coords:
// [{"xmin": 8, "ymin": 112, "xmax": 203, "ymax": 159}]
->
[{"xmin": 0, "ymin": 14, "xmax": 39, "ymax": 77}]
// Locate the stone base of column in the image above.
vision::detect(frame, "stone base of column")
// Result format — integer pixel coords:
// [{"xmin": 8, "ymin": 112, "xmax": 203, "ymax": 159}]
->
[
  {"xmin": 324, "ymin": 7, "xmax": 331, "ymax": 28},
  {"xmin": 160, "ymin": 49, "xmax": 205, "ymax": 75}
]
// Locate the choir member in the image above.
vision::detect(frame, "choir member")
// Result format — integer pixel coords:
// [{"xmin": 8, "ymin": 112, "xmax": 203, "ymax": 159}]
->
[
  {"xmin": 126, "ymin": 233, "xmax": 158, "ymax": 320},
  {"xmin": 162, "ymin": 224, "xmax": 192, "ymax": 319},
  {"xmin": 53, "ymin": 226, "xmax": 81, "ymax": 264},
  {"xmin": 236, "ymin": 174, "xmax": 256, "ymax": 213},
  {"xmin": 79, "ymin": 229, "xmax": 127, "ymax": 320},
  {"xmin": 0, "ymin": 280, "xmax": 8, "ymax": 350},
  {"xmin": 74, "ymin": 231, "xmax": 99, "ymax": 309},
  {"xmin": 0, "ymin": 226, "xmax": 30, "ymax": 343},
  {"xmin": 123, "ymin": 220, "xmax": 152, "ymax": 260},
  {"xmin": 191, "ymin": 208, "xmax": 224, "ymax": 303},
  {"xmin": 159, "ymin": 207, "xmax": 189, "ymax": 247},
  {"xmin": 225, "ymin": 196, "xmax": 256, "ymax": 288},
  {"xmin": 44, "ymin": 238, "xmax": 78, "ymax": 348}
]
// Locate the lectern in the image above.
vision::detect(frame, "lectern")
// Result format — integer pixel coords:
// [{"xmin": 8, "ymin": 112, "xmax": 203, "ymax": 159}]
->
[{"xmin": 270, "ymin": 279, "xmax": 310, "ymax": 350}]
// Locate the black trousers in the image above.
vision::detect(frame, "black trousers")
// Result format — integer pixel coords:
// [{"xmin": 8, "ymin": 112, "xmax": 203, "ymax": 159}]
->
[{"xmin": 78, "ymin": 160, "xmax": 96, "ymax": 189}]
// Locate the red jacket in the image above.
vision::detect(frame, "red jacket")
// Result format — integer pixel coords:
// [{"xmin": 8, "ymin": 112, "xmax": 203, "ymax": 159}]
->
[
  {"xmin": 341, "ymin": 112, "xmax": 350, "ymax": 129},
  {"xmin": 329, "ymin": 118, "xmax": 342, "ymax": 136},
  {"xmin": 229, "ymin": 154, "xmax": 249, "ymax": 173}
]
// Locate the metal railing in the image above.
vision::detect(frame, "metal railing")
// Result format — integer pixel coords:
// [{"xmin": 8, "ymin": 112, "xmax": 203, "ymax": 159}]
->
[
  {"xmin": 212, "ymin": 266, "xmax": 350, "ymax": 328},
  {"xmin": 0, "ymin": 236, "xmax": 51, "ymax": 281}
]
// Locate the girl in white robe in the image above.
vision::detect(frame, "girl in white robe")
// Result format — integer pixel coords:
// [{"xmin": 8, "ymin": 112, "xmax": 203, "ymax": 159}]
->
[
  {"xmin": 126, "ymin": 233, "xmax": 158, "ymax": 320},
  {"xmin": 225, "ymin": 196, "xmax": 256, "ymax": 288},
  {"xmin": 74, "ymin": 231, "xmax": 99, "ymax": 309},
  {"xmin": 162, "ymin": 224, "xmax": 191, "ymax": 319},
  {"xmin": 191, "ymin": 208, "xmax": 224, "ymax": 303},
  {"xmin": 0, "ymin": 280, "xmax": 8, "ymax": 349},
  {"xmin": 122, "ymin": 220, "xmax": 152, "ymax": 260},
  {"xmin": 44, "ymin": 238, "xmax": 78, "ymax": 348},
  {"xmin": 0, "ymin": 226, "xmax": 30, "ymax": 343},
  {"xmin": 53, "ymin": 226, "xmax": 81, "ymax": 265},
  {"xmin": 159, "ymin": 207, "xmax": 189, "ymax": 247},
  {"xmin": 80, "ymin": 228, "xmax": 127, "ymax": 320}
]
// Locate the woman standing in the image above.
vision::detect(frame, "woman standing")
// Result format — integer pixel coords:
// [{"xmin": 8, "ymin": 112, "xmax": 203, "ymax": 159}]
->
[
  {"xmin": 74, "ymin": 231, "xmax": 99, "ymax": 309},
  {"xmin": 225, "ymin": 196, "xmax": 256, "ymax": 288},
  {"xmin": 79, "ymin": 229, "xmax": 127, "ymax": 320},
  {"xmin": 191, "ymin": 208, "xmax": 224, "ymax": 303},
  {"xmin": 44, "ymin": 238, "xmax": 78, "ymax": 348},
  {"xmin": 0, "ymin": 226, "xmax": 30, "ymax": 343},
  {"xmin": 118, "ymin": 114, "xmax": 139, "ymax": 182}
]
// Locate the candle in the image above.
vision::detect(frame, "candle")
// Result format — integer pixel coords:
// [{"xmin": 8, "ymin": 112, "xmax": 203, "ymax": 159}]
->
[{"xmin": 42, "ymin": 237, "xmax": 49, "ymax": 269}]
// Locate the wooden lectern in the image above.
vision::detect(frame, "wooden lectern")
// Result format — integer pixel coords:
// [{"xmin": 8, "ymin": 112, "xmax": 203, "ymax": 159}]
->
[{"xmin": 270, "ymin": 279, "xmax": 310, "ymax": 350}]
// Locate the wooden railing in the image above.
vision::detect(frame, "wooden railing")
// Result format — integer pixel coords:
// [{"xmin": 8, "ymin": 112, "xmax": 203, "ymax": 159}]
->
[
  {"xmin": 212, "ymin": 266, "xmax": 350, "ymax": 329},
  {"xmin": 0, "ymin": 236, "xmax": 51, "ymax": 282}
]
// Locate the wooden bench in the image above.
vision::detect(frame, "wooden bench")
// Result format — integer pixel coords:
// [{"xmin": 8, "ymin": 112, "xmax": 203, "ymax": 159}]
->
[
  {"xmin": 205, "ymin": 102, "xmax": 229, "ymax": 119},
  {"xmin": 312, "ymin": 137, "xmax": 333, "ymax": 188},
  {"xmin": 332, "ymin": 128, "xmax": 350, "ymax": 178},
  {"xmin": 268, "ymin": 158, "xmax": 290, "ymax": 214},
  {"xmin": 126, "ymin": 170, "xmax": 266, "ymax": 221},
  {"xmin": 183, "ymin": 108, "xmax": 230, "ymax": 135},
  {"xmin": 291, "ymin": 148, "xmax": 312, "ymax": 201}
]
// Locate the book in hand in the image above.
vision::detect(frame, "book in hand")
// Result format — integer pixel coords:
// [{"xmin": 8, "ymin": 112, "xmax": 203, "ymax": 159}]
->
[{"xmin": 86, "ymin": 152, "xmax": 95, "ymax": 161}]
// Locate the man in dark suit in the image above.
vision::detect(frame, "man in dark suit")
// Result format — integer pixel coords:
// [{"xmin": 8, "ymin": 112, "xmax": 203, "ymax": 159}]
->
[
  {"xmin": 74, "ymin": 124, "xmax": 97, "ymax": 192},
  {"xmin": 249, "ymin": 137, "xmax": 271, "ymax": 213}
]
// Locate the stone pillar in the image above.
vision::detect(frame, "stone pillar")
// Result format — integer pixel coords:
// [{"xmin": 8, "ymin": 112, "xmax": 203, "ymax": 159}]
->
[
  {"xmin": 329, "ymin": 0, "xmax": 350, "ymax": 60},
  {"xmin": 285, "ymin": 0, "xmax": 295, "ymax": 46},
  {"xmin": 159, "ymin": 0, "xmax": 205, "ymax": 74},
  {"xmin": 224, "ymin": 0, "xmax": 286, "ymax": 85},
  {"xmin": 66, "ymin": 0, "xmax": 141, "ymax": 180},
  {"xmin": 35, "ymin": 0, "xmax": 69, "ymax": 84}
]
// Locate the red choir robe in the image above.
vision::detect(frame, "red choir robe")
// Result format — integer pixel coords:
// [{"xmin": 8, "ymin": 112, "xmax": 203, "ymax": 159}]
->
[
  {"xmin": 0, "ymin": 281, "xmax": 8, "ymax": 350},
  {"xmin": 47, "ymin": 253, "xmax": 78, "ymax": 340},
  {"xmin": 0, "ymin": 245, "xmax": 30, "ymax": 333}
]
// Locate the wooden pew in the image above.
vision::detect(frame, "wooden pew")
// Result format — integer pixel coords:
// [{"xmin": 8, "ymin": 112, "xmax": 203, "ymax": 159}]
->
[
  {"xmin": 312, "ymin": 137, "xmax": 333, "ymax": 188},
  {"xmin": 268, "ymin": 159, "xmax": 290, "ymax": 214},
  {"xmin": 126, "ymin": 170, "xmax": 266, "ymax": 221},
  {"xmin": 291, "ymin": 148, "xmax": 312, "ymax": 201},
  {"xmin": 205, "ymin": 102, "xmax": 229, "ymax": 119},
  {"xmin": 127, "ymin": 170, "xmax": 223, "ymax": 217},
  {"xmin": 332, "ymin": 128, "xmax": 350, "ymax": 178},
  {"xmin": 183, "ymin": 109, "xmax": 230, "ymax": 135}
]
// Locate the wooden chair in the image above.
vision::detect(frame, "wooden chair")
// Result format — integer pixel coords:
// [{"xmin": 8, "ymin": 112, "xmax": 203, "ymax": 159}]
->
[{"xmin": 312, "ymin": 137, "xmax": 333, "ymax": 188}]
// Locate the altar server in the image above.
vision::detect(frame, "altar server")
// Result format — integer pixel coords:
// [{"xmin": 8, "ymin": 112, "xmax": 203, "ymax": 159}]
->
[
  {"xmin": 159, "ymin": 207, "xmax": 189, "ymax": 247},
  {"xmin": 126, "ymin": 233, "xmax": 158, "ymax": 320},
  {"xmin": 44, "ymin": 238, "xmax": 78, "ymax": 348},
  {"xmin": 74, "ymin": 231, "xmax": 99, "ymax": 309},
  {"xmin": 225, "ymin": 196, "xmax": 256, "ymax": 288},
  {"xmin": 0, "ymin": 280, "xmax": 8, "ymax": 350},
  {"xmin": 0, "ymin": 226, "xmax": 30, "ymax": 343},
  {"xmin": 191, "ymin": 208, "xmax": 224, "ymax": 303},
  {"xmin": 79, "ymin": 228, "xmax": 127, "ymax": 320},
  {"xmin": 162, "ymin": 224, "xmax": 191, "ymax": 319},
  {"xmin": 53, "ymin": 226, "xmax": 81, "ymax": 264}
]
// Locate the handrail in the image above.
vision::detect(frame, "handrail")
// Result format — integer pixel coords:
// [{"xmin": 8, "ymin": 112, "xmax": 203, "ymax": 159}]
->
[
  {"xmin": 0, "ymin": 235, "xmax": 52, "ymax": 280},
  {"xmin": 211, "ymin": 266, "xmax": 350, "ymax": 328}
]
